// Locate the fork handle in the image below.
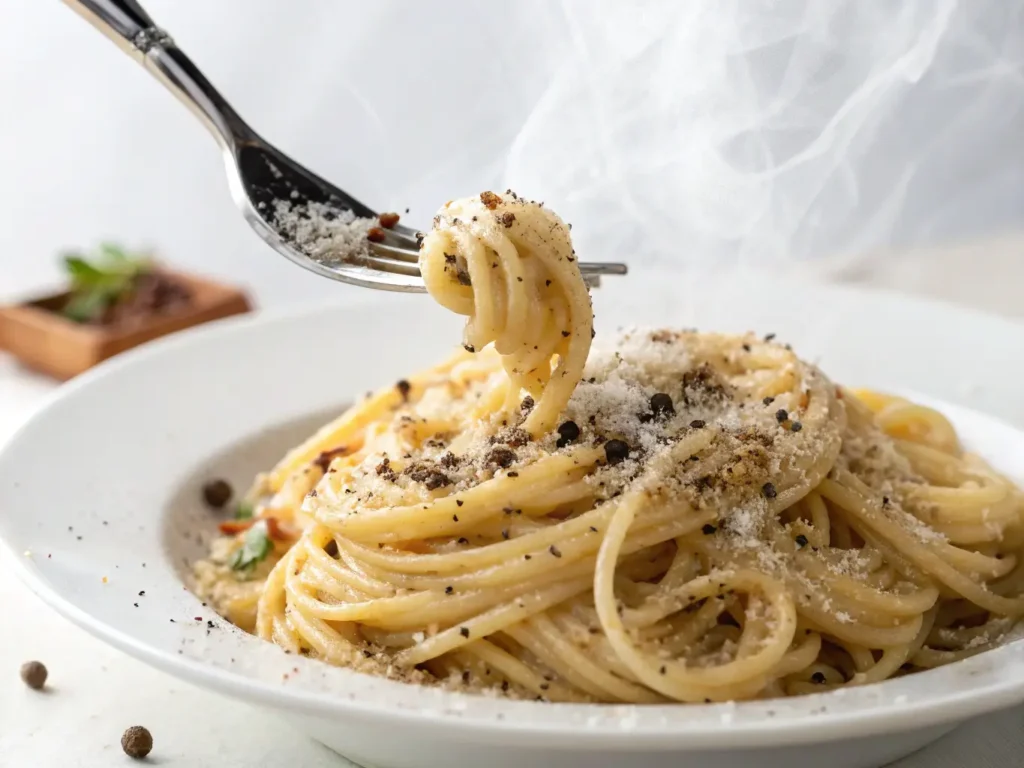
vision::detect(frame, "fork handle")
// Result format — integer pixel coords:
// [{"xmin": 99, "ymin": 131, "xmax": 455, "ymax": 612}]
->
[{"xmin": 62, "ymin": 0, "xmax": 256, "ymax": 149}]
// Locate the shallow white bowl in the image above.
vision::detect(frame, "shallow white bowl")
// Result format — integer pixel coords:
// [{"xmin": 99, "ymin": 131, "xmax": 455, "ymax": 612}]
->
[{"xmin": 1, "ymin": 268, "xmax": 1023, "ymax": 768}]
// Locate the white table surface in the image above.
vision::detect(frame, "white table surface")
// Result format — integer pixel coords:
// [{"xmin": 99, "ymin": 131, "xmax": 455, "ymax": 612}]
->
[{"xmin": 2, "ymin": 236, "xmax": 1024, "ymax": 768}]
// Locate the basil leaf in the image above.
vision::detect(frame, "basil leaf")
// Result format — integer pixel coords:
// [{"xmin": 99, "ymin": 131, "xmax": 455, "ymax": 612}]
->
[
  {"xmin": 235, "ymin": 502, "xmax": 254, "ymax": 520},
  {"xmin": 229, "ymin": 521, "xmax": 272, "ymax": 575}
]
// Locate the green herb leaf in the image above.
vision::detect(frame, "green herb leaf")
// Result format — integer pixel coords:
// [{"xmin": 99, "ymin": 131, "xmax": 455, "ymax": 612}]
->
[
  {"xmin": 59, "ymin": 244, "xmax": 152, "ymax": 323},
  {"xmin": 62, "ymin": 289, "xmax": 111, "ymax": 323},
  {"xmin": 98, "ymin": 243, "xmax": 151, "ymax": 277},
  {"xmin": 98, "ymin": 242, "xmax": 130, "ymax": 263},
  {"xmin": 235, "ymin": 502, "xmax": 255, "ymax": 521},
  {"xmin": 229, "ymin": 521, "xmax": 272, "ymax": 575},
  {"xmin": 63, "ymin": 255, "xmax": 106, "ymax": 287}
]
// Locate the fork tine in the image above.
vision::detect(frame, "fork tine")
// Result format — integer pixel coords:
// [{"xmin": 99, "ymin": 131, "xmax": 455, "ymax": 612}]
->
[
  {"xmin": 371, "ymin": 241, "xmax": 419, "ymax": 264},
  {"xmin": 389, "ymin": 222, "xmax": 421, "ymax": 239},
  {"xmin": 366, "ymin": 246, "xmax": 603, "ymax": 289},
  {"xmin": 383, "ymin": 228, "xmax": 421, "ymax": 249},
  {"xmin": 580, "ymin": 262, "xmax": 627, "ymax": 275},
  {"xmin": 363, "ymin": 252, "xmax": 421, "ymax": 276},
  {"xmin": 370, "ymin": 242, "xmax": 626, "ymax": 278}
]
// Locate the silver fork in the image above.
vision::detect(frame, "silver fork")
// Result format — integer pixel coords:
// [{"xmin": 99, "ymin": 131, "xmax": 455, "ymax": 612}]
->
[{"xmin": 63, "ymin": 0, "xmax": 629, "ymax": 293}]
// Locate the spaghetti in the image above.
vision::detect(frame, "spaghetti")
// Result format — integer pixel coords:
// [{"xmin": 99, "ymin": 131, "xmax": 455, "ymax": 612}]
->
[{"xmin": 194, "ymin": 192, "xmax": 1024, "ymax": 703}]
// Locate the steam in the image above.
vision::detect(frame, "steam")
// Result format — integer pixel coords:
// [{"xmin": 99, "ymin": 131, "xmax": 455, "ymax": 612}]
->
[{"xmin": 503, "ymin": 1, "xmax": 1024, "ymax": 271}]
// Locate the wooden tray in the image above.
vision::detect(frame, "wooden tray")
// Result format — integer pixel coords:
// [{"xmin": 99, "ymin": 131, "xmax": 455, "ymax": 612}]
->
[{"xmin": 0, "ymin": 271, "xmax": 252, "ymax": 380}]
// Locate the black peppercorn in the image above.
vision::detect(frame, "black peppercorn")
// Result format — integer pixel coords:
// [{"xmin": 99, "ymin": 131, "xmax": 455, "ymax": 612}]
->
[
  {"xmin": 121, "ymin": 726, "xmax": 153, "ymax": 759},
  {"xmin": 649, "ymin": 392, "xmax": 674, "ymax": 418},
  {"xmin": 201, "ymin": 479, "xmax": 232, "ymax": 509},
  {"xmin": 811, "ymin": 672, "xmax": 826, "ymax": 684},
  {"xmin": 689, "ymin": 419, "xmax": 706, "ymax": 429},
  {"xmin": 795, "ymin": 534, "xmax": 809, "ymax": 548},
  {"xmin": 791, "ymin": 421, "xmax": 803, "ymax": 433},
  {"xmin": 556, "ymin": 420, "xmax": 580, "ymax": 448},
  {"xmin": 762, "ymin": 482, "xmax": 778, "ymax": 499},
  {"xmin": 485, "ymin": 446, "xmax": 517, "ymax": 469},
  {"xmin": 775, "ymin": 409, "xmax": 788, "ymax": 423},
  {"xmin": 702, "ymin": 524, "xmax": 717, "ymax": 535},
  {"xmin": 406, "ymin": 466, "xmax": 450, "ymax": 490},
  {"xmin": 603, "ymin": 439, "xmax": 630, "ymax": 465},
  {"xmin": 20, "ymin": 661, "xmax": 47, "ymax": 690}
]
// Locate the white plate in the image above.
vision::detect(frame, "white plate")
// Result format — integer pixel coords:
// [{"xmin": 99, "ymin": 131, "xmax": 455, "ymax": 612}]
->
[{"xmin": 1, "ymin": 268, "xmax": 1024, "ymax": 768}]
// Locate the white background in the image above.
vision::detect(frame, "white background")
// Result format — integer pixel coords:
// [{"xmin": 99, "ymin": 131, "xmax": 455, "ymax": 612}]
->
[{"xmin": 1, "ymin": 0, "xmax": 1022, "ymax": 307}]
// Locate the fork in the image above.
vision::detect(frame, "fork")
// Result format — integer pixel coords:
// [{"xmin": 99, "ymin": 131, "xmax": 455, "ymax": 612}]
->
[{"xmin": 63, "ymin": 0, "xmax": 629, "ymax": 293}]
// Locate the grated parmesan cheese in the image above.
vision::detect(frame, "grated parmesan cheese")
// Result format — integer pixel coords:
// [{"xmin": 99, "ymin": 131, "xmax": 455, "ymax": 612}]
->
[{"xmin": 271, "ymin": 199, "xmax": 376, "ymax": 264}]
